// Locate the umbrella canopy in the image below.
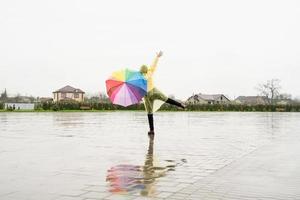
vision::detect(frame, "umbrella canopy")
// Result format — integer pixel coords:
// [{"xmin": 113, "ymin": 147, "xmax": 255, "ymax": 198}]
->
[{"xmin": 106, "ymin": 69, "xmax": 147, "ymax": 107}]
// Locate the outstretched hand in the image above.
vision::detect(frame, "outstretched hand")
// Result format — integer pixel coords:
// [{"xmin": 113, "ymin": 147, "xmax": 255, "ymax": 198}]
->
[{"xmin": 156, "ymin": 51, "xmax": 163, "ymax": 58}]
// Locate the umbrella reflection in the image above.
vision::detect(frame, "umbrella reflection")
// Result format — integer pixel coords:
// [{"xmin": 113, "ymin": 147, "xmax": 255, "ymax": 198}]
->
[{"xmin": 106, "ymin": 135, "xmax": 182, "ymax": 196}]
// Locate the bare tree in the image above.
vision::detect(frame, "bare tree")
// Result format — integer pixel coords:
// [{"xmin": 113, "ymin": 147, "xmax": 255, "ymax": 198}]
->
[{"xmin": 256, "ymin": 79, "xmax": 281, "ymax": 105}]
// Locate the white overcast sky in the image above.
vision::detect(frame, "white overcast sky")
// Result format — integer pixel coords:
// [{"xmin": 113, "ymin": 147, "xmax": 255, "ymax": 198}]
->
[{"xmin": 0, "ymin": 0, "xmax": 299, "ymax": 100}]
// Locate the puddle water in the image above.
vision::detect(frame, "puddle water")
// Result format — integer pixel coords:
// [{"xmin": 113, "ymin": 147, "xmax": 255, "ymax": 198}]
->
[
  {"xmin": 106, "ymin": 136, "xmax": 186, "ymax": 196},
  {"xmin": 1, "ymin": 112, "xmax": 298, "ymax": 199}
]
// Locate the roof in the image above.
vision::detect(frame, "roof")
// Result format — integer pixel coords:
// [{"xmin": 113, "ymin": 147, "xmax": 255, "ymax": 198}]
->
[
  {"xmin": 187, "ymin": 93, "xmax": 230, "ymax": 102},
  {"xmin": 53, "ymin": 85, "xmax": 85, "ymax": 93},
  {"xmin": 197, "ymin": 94, "xmax": 224, "ymax": 101}
]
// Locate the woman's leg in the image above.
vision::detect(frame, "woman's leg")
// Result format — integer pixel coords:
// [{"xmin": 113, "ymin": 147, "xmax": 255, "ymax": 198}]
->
[
  {"xmin": 166, "ymin": 98, "xmax": 185, "ymax": 109},
  {"xmin": 143, "ymin": 94, "xmax": 155, "ymax": 134},
  {"xmin": 147, "ymin": 113, "xmax": 154, "ymax": 133},
  {"xmin": 151, "ymin": 88, "xmax": 185, "ymax": 109}
]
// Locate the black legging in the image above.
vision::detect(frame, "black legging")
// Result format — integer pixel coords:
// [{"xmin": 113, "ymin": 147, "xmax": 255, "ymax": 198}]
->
[
  {"xmin": 166, "ymin": 98, "xmax": 185, "ymax": 109},
  {"xmin": 147, "ymin": 98, "xmax": 184, "ymax": 132}
]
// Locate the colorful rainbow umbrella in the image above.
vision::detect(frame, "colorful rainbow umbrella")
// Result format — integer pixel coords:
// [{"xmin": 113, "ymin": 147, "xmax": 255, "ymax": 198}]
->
[{"xmin": 105, "ymin": 69, "xmax": 147, "ymax": 107}]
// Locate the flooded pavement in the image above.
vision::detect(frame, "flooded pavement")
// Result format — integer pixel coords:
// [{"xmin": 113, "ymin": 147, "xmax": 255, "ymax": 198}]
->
[{"xmin": 0, "ymin": 112, "xmax": 300, "ymax": 200}]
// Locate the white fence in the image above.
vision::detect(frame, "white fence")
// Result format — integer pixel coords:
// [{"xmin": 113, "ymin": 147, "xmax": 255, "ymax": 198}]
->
[{"xmin": 5, "ymin": 103, "xmax": 35, "ymax": 110}]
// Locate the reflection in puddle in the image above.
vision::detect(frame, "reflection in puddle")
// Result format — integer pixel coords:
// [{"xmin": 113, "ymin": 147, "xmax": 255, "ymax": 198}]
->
[{"xmin": 106, "ymin": 136, "xmax": 186, "ymax": 196}]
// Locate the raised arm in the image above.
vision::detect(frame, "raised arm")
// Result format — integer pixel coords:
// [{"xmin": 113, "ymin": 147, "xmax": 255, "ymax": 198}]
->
[{"xmin": 148, "ymin": 51, "xmax": 163, "ymax": 74}]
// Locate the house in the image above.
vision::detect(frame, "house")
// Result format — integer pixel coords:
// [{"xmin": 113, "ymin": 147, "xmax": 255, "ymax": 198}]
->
[
  {"xmin": 53, "ymin": 85, "xmax": 85, "ymax": 102},
  {"xmin": 186, "ymin": 93, "xmax": 230, "ymax": 104},
  {"xmin": 38, "ymin": 97, "xmax": 53, "ymax": 103},
  {"xmin": 274, "ymin": 94, "xmax": 294, "ymax": 105},
  {"xmin": 276, "ymin": 99, "xmax": 293, "ymax": 105},
  {"xmin": 234, "ymin": 96, "xmax": 269, "ymax": 105}
]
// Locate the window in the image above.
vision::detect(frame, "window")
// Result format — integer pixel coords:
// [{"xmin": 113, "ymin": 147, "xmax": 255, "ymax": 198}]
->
[
  {"xmin": 61, "ymin": 93, "xmax": 66, "ymax": 98},
  {"xmin": 74, "ymin": 93, "xmax": 79, "ymax": 98}
]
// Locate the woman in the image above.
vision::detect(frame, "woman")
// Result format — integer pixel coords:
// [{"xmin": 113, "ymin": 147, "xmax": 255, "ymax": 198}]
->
[{"xmin": 140, "ymin": 51, "xmax": 185, "ymax": 135}]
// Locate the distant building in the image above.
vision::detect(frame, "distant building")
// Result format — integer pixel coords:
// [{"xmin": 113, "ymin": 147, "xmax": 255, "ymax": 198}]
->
[
  {"xmin": 16, "ymin": 96, "xmax": 33, "ymax": 103},
  {"xmin": 234, "ymin": 96, "xmax": 269, "ymax": 105},
  {"xmin": 275, "ymin": 94, "xmax": 294, "ymax": 105},
  {"xmin": 4, "ymin": 96, "xmax": 35, "ymax": 103},
  {"xmin": 37, "ymin": 97, "xmax": 53, "ymax": 103},
  {"xmin": 53, "ymin": 85, "xmax": 85, "ymax": 102},
  {"xmin": 275, "ymin": 99, "xmax": 292, "ymax": 105},
  {"xmin": 5, "ymin": 103, "xmax": 35, "ymax": 110},
  {"xmin": 186, "ymin": 93, "xmax": 230, "ymax": 104}
]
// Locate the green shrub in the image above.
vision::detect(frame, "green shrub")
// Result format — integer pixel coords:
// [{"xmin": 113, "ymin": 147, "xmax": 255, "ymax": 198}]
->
[
  {"xmin": 185, "ymin": 104, "xmax": 300, "ymax": 112},
  {"xmin": 32, "ymin": 101, "xmax": 300, "ymax": 112}
]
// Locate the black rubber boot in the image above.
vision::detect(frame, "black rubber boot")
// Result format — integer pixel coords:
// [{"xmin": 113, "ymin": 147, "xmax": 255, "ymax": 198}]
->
[
  {"xmin": 166, "ymin": 98, "xmax": 185, "ymax": 109},
  {"xmin": 147, "ymin": 114, "xmax": 154, "ymax": 135}
]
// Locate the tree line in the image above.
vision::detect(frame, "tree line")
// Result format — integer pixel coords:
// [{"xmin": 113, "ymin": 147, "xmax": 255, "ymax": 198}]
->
[
  {"xmin": 24, "ymin": 101, "xmax": 300, "ymax": 112},
  {"xmin": 1, "ymin": 79, "xmax": 300, "ymax": 111},
  {"xmin": 1, "ymin": 98, "xmax": 300, "ymax": 112}
]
